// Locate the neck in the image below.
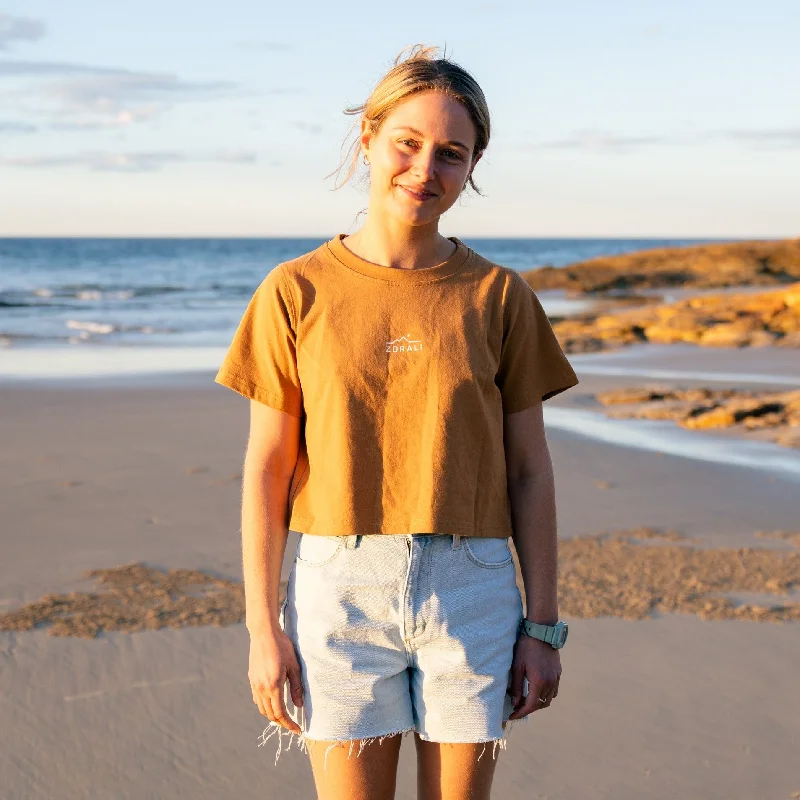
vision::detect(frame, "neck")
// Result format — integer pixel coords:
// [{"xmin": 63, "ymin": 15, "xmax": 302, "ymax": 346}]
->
[{"xmin": 344, "ymin": 213, "xmax": 456, "ymax": 270}]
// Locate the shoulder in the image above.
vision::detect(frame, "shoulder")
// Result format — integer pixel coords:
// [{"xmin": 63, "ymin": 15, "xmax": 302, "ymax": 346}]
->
[
  {"xmin": 252, "ymin": 240, "xmax": 332, "ymax": 312},
  {"xmin": 265, "ymin": 240, "xmax": 329, "ymax": 286},
  {"xmin": 461, "ymin": 244, "xmax": 532, "ymax": 305}
]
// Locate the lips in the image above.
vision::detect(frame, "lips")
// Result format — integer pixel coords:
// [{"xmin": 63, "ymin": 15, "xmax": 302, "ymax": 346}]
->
[{"xmin": 397, "ymin": 185, "xmax": 437, "ymax": 201}]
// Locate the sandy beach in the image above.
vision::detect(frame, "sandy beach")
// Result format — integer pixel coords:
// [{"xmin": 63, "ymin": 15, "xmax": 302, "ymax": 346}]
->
[{"xmin": 1, "ymin": 343, "xmax": 798, "ymax": 800}]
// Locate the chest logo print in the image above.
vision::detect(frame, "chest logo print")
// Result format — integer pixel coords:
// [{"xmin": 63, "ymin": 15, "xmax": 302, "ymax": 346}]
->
[{"xmin": 386, "ymin": 333, "xmax": 423, "ymax": 354}]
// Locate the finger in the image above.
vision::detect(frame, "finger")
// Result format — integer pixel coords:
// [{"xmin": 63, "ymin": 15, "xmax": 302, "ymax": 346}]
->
[
  {"xmin": 508, "ymin": 692, "xmax": 539, "ymax": 720},
  {"xmin": 270, "ymin": 688, "xmax": 301, "ymax": 734},
  {"xmin": 508, "ymin": 681, "xmax": 542, "ymax": 719},
  {"xmin": 510, "ymin": 677, "xmax": 553, "ymax": 719},
  {"xmin": 286, "ymin": 663, "xmax": 305, "ymax": 709},
  {"xmin": 537, "ymin": 679, "xmax": 558, "ymax": 706},
  {"xmin": 252, "ymin": 690, "xmax": 271, "ymax": 719},
  {"xmin": 509, "ymin": 664, "xmax": 525, "ymax": 708}
]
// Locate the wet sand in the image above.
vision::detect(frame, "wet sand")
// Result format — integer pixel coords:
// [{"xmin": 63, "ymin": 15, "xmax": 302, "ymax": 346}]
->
[{"xmin": 1, "ymin": 349, "xmax": 799, "ymax": 799}]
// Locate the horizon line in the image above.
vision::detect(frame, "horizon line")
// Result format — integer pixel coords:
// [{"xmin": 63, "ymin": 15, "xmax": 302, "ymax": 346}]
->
[{"xmin": 0, "ymin": 233, "xmax": 792, "ymax": 241}]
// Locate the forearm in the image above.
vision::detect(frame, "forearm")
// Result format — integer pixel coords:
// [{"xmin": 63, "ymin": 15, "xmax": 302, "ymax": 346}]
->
[
  {"xmin": 241, "ymin": 454, "xmax": 292, "ymax": 637},
  {"xmin": 507, "ymin": 454, "xmax": 559, "ymax": 624}
]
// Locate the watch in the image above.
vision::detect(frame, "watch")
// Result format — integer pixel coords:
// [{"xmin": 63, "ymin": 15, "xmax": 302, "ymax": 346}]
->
[{"xmin": 519, "ymin": 619, "xmax": 568, "ymax": 649}]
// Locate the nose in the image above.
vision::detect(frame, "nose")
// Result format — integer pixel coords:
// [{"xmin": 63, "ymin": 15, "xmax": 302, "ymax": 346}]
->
[{"xmin": 409, "ymin": 145, "xmax": 436, "ymax": 181}]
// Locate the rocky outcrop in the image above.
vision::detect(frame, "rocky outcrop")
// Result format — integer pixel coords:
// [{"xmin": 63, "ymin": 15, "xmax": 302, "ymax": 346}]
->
[
  {"xmin": 524, "ymin": 238, "xmax": 800, "ymax": 293},
  {"xmin": 595, "ymin": 387, "xmax": 800, "ymax": 449},
  {"xmin": 553, "ymin": 282, "xmax": 800, "ymax": 353}
]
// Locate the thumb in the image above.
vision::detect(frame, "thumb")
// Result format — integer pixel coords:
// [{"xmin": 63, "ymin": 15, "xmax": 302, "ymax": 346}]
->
[{"xmin": 287, "ymin": 662, "xmax": 304, "ymax": 708}]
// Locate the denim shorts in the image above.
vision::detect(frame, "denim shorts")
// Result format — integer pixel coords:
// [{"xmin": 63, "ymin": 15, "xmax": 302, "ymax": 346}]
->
[{"xmin": 261, "ymin": 532, "xmax": 524, "ymax": 764}]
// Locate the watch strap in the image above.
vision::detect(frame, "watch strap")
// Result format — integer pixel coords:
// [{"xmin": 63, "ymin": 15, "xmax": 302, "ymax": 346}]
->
[{"xmin": 521, "ymin": 619, "xmax": 558, "ymax": 645}]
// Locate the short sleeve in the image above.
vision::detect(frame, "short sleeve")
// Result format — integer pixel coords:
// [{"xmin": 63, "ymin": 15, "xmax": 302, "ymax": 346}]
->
[
  {"xmin": 496, "ymin": 271, "xmax": 579, "ymax": 413},
  {"xmin": 214, "ymin": 265, "xmax": 303, "ymax": 416}
]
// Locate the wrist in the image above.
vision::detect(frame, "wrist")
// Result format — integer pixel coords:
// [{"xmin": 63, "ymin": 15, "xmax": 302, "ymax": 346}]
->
[
  {"xmin": 246, "ymin": 618, "xmax": 282, "ymax": 638},
  {"xmin": 526, "ymin": 613, "xmax": 558, "ymax": 626}
]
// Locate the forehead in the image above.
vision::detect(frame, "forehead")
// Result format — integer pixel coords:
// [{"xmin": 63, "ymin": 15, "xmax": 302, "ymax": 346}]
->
[{"xmin": 381, "ymin": 90, "xmax": 476, "ymax": 149}]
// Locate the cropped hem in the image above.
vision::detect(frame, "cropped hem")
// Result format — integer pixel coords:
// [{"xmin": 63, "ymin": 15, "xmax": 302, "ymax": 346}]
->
[{"xmin": 288, "ymin": 516, "xmax": 513, "ymax": 539}]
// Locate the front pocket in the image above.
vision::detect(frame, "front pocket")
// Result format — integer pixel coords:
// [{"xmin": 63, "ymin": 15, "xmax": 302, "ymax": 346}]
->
[
  {"xmin": 295, "ymin": 533, "xmax": 344, "ymax": 567},
  {"xmin": 463, "ymin": 536, "xmax": 514, "ymax": 568}
]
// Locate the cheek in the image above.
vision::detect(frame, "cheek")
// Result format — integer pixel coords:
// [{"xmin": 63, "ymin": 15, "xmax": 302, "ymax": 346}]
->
[
  {"xmin": 376, "ymin": 146, "xmax": 409, "ymax": 178},
  {"xmin": 440, "ymin": 164, "xmax": 469, "ymax": 193}
]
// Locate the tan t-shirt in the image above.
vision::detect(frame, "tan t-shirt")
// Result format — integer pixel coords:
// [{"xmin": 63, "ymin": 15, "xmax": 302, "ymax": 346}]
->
[{"xmin": 215, "ymin": 234, "xmax": 579, "ymax": 538}]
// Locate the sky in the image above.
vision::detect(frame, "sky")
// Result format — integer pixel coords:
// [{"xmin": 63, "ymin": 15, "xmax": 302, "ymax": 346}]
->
[{"xmin": 0, "ymin": 0, "xmax": 798, "ymax": 237}]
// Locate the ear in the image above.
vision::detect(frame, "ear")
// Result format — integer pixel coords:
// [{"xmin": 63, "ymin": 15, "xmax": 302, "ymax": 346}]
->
[{"xmin": 359, "ymin": 117, "xmax": 373, "ymax": 161}]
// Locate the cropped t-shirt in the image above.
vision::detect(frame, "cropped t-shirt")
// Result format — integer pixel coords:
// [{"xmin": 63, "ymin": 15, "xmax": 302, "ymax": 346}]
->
[{"xmin": 215, "ymin": 234, "xmax": 579, "ymax": 538}]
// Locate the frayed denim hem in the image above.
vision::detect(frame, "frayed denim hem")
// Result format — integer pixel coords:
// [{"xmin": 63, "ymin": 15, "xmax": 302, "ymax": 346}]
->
[
  {"xmin": 258, "ymin": 722, "xmax": 415, "ymax": 770},
  {"xmin": 259, "ymin": 718, "xmax": 521, "ymax": 769},
  {"xmin": 416, "ymin": 717, "xmax": 519, "ymax": 762}
]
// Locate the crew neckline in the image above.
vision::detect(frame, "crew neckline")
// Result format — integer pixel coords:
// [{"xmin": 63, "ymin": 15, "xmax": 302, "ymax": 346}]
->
[{"xmin": 326, "ymin": 233, "xmax": 471, "ymax": 283}]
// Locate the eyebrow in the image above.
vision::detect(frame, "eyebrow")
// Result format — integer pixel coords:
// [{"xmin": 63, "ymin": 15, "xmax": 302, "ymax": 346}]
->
[{"xmin": 391, "ymin": 126, "xmax": 471, "ymax": 152}]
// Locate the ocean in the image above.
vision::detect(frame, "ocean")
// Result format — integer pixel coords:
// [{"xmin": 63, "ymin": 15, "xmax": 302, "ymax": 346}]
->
[{"xmin": 0, "ymin": 236, "xmax": 725, "ymax": 378}]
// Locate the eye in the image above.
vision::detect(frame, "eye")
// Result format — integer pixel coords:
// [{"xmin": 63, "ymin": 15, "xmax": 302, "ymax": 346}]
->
[
  {"xmin": 399, "ymin": 138, "xmax": 418, "ymax": 148},
  {"xmin": 441, "ymin": 149, "xmax": 464, "ymax": 161}
]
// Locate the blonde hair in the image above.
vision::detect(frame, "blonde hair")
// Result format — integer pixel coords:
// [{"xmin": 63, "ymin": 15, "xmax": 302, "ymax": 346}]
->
[{"xmin": 330, "ymin": 44, "xmax": 490, "ymax": 195}]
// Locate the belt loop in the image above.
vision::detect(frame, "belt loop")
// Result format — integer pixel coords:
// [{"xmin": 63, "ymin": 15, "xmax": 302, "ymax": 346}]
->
[
  {"xmin": 452, "ymin": 534, "xmax": 462, "ymax": 549},
  {"xmin": 345, "ymin": 534, "xmax": 360, "ymax": 549}
]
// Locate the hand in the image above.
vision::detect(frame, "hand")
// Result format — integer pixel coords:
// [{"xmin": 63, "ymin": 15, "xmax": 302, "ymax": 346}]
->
[
  {"xmin": 508, "ymin": 633, "xmax": 561, "ymax": 720},
  {"xmin": 248, "ymin": 628, "xmax": 304, "ymax": 734}
]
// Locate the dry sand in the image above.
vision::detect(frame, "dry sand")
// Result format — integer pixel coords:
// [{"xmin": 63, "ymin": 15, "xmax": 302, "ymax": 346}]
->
[{"xmin": 1, "ymin": 353, "xmax": 799, "ymax": 799}]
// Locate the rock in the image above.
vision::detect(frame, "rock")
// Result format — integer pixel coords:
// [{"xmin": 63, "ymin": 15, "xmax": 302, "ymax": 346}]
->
[
  {"xmin": 682, "ymin": 408, "xmax": 737, "ymax": 429},
  {"xmin": 595, "ymin": 387, "xmax": 800, "ymax": 448},
  {"xmin": 523, "ymin": 238, "xmax": 800, "ymax": 294},
  {"xmin": 596, "ymin": 389, "xmax": 675, "ymax": 405},
  {"xmin": 552, "ymin": 283, "xmax": 800, "ymax": 353},
  {"xmin": 700, "ymin": 323, "xmax": 759, "ymax": 347}
]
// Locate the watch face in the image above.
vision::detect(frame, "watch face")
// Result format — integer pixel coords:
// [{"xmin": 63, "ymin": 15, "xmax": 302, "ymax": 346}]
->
[{"xmin": 556, "ymin": 622, "xmax": 568, "ymax": 648}]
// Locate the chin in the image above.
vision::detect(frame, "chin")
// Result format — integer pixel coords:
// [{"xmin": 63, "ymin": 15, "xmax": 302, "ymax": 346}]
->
[{"xmin": 390, "ymin": 202, "xmax": 442, "ymax": 228}]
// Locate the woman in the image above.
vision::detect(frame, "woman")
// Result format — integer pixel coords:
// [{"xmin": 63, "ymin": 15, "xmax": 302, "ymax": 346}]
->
[{"xmin": 215, "ymin": 44, "xmax": 578, "ymax": 800}]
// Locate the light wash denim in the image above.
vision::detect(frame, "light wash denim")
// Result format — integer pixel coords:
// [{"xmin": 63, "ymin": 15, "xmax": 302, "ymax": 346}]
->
[{"xmin": 260, "ymin": 532, "xmax": 524, "ymax": 765}]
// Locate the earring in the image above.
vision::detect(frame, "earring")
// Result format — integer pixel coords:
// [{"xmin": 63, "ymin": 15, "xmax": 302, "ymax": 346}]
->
[{"xmin": 363, "ymin": 154, "xmax": 370, "ymax": 166}]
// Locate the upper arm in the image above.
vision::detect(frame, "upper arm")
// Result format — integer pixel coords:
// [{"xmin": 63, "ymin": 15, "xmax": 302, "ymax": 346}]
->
[
  {"xmin": 244, "ymin": 399, "xmax": 302, "ymax": 479},
  {"xmin": 502, "ymin": 401, "xmax": 552, "ymax": 483}
]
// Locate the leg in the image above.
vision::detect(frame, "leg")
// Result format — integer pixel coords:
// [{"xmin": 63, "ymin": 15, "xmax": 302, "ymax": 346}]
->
[
  {"xmin": 415, "ymin": 734, "xmax": 501, "ymax": 800},
  {"xmin": 307, "ymin": 733, "xmax": 403, "ymax": 800}
]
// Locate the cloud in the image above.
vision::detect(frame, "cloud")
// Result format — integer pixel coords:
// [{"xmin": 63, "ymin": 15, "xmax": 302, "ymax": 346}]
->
[
  {"xmin": 0, "ymin": 120, "xmax": 37, "ymax": 133},
  {"xmin": 531, "ymin": 130, "xmax": 673, "ymax": 153},
  {"xmin": 0, "ymin": 60, "xmax": 125, "ymax": 78},
  {"xmin": 0, "ymin": 14, "xmax": 46, "ymax": 51},
  {"xmin": 528, "ymin": 127, "xmax": 800, "ymax": 154},
  {"xmin": 717, "ymin": 128, "xmax": 800, "ymax": 150},
  {"xmin": 0, "ymin": 59, "xmax": 239, "ymax": 128},
  {"xmin": 50, "ymin": 106, "xmax": 162, "ymax": 130},
  {"xmin": 0, "ymin": 149, "xmax": 257, "ymax": 172}
]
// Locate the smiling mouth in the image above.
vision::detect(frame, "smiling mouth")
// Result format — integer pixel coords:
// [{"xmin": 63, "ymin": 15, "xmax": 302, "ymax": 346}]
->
[{"xmin": 397, "ymin": 185, "xmax": 437, "ymax": 201}]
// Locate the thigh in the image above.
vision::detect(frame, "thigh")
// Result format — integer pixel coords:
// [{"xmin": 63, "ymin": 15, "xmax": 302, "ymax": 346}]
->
[
  {"xmin": 414, "ymin": 734, "xmax": 501, "ymax": 800},
  {"xmin": 307, "ymin": 733, "xmax": 403, "ymax": 800},
  {"xmin": 411, "ymin": 536, "xmax": 523, "ymax": 743},
  {"xmin": 285, "ymin": 534, "xmax": 414, "ymax": 741}
]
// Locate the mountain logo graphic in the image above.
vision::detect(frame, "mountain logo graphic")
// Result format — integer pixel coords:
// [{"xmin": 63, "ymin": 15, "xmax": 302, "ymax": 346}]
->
[{"xmin": 386, "ymin": 333, "xmax": 423, "ymax": 354}]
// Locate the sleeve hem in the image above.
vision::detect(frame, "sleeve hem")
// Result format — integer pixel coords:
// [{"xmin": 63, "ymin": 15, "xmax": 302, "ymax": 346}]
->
[
  {"xmin": 502, "ymin": 371, "xmax": 580, "ymax": 414},
  {"xmin": 214, "ymin": 369, "xmax": 303, "ymax": 417}
]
